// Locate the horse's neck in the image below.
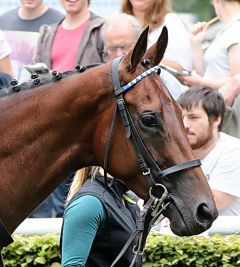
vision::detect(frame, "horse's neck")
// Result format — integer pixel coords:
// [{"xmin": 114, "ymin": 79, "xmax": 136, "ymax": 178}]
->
[{"xmin": 0, "ymin": 66, "xmax": 112, "ymax": 233}]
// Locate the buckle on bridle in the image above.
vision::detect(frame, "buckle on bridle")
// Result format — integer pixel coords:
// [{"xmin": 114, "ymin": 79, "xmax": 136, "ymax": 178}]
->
[
  {"xmin": 142, "ymin": 168, "xmax": 150, "ymax": 176},
  {"xmin": 149, "ymin": 183, "xmax": 168, "ymax": 199},
  {"xmin": 148, "ymin": 184, "xmax": 169, "ymax": 217},
  {"xmin": 132, "ymin": 245, "xmax": 144, "ymax": 255}
]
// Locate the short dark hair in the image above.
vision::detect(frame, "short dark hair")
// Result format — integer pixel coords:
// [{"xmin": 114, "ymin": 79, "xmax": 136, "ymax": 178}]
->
[{"xmin": 177, "ymin": 87, "xmax": 226, "ymax": 130}]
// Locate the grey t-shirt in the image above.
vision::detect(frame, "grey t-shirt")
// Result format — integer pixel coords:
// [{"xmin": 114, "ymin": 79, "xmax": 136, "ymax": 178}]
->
[
  {"xmin": 0, "ymin": 7, "xmax": 64, "ymax": 32},
  {"xmin": 0, "ymin": 8, "xmax": 64, "ymax": 80}
]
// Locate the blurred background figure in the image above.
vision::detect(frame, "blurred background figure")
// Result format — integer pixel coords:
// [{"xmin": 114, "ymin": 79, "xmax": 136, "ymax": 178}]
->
[
  {"xmin": 102, "ymin": 12, "xmax": 186, "ymax": 99},
  {"xmin": 0, "ymin": 0, "xmax": 63, "ymax": 80},
  {"xmin": 102, "ymin": 13, "xmax": 142, "ymax": 61},
  {"xmin": 0, "ymin": 29, "xmax": 14, "ymax": 89},
  {"xmin": 121, "ymin": 0, "xmax": 193, "ymax": 72},
  {"xmin": 180, "ymin": 0, "xmax": 240, "ymax": 89},
  {"xmin": 33, "ymin": 0, "xmax": 105, "ymax": 71}
]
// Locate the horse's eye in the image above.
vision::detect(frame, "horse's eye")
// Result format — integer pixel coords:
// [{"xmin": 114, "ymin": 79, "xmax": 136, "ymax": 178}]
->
[{"xmin": 140, "ymin": 114, "xmax": 157, "ymax": 127}]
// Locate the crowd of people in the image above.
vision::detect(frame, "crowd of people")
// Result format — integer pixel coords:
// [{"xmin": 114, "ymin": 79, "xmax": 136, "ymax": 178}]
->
[{"xmin": 1, "ymin": 0, "xmax": 240, "ymax": 266}]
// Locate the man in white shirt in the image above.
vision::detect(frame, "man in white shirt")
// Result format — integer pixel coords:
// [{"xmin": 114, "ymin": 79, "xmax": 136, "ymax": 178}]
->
[{"xmin": 178, "ymin": 87, "xmax": 240, "ymax": 215}]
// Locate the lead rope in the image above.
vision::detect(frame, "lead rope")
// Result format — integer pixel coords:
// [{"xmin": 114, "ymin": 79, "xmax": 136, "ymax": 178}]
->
[
  {"xmin": 129, "ymin": 185, "xmax": 170, "ymax": 267},
  {"xmin": 110, "ymin": 195, "xmax": 156, "ymax": 267},
  {"xmin": 111, "ymin": 184, "xmax": 169, "ymax": 267}
]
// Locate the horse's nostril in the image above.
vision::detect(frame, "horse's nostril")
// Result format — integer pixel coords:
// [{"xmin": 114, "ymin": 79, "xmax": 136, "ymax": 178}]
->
[{"xmin": 196, "ymin": 203, "xmax": 213, "ymax": 224}]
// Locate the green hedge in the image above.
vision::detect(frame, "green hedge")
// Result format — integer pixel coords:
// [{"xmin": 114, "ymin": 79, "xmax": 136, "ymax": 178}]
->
[
  {"xmin": 2, "ymin": 233, "xmax": 240, "ymax": 266},
  {"xmin": 144, "ymin": 233, "xmax": 240, "ymax": 267},
  {"xmin": 2, "ymin": 235, "xmax": 60, "ymax": 267}
]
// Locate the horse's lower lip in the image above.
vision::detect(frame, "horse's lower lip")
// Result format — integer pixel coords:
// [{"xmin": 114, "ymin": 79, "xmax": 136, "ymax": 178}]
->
[
  {"xmin": 162, "ymin": 202, "xmax": 208, "ymax": 236},
  {"xmin": 162, "ymin": 203, "xmax": 190, "ymax": 236}
]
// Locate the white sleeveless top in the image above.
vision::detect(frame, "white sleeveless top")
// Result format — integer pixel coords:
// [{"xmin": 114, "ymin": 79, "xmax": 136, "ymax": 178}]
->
[{"xmin": 204, "ymin": 15, "xmax": 240, "ymax": 80}]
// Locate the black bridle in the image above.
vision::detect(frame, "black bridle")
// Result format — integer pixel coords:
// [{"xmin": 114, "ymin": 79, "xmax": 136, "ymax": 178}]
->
[
  {"xmin": 0, "ymin": 58, "xmax": 201, "ymax": 260},
  {"xmin": 107, "ymin": 57, "xmax": 201, "ymax": 266}
]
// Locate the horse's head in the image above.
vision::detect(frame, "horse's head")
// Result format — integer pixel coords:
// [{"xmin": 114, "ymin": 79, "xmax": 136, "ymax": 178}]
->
[{"xmin": 104, "ymin": 27, "xmax": 217, "ymax": 236}]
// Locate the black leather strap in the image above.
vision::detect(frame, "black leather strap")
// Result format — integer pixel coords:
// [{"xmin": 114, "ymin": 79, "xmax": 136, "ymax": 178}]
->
[
  {"xmin": 112, "ymin": 57, "xmax": 124, "ymax": 97},
  {"xmin": 161, "ymin": 159, "xmax": 201, "ymax": 177}
]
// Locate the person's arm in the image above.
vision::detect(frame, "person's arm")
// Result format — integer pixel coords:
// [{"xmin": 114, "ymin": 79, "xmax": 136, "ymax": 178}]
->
[
  {"xmin": 189, "ymin": 21, "xmax": 209, "ymax": 75},
  {"xmin": 185, "ymin": 34, "xmax": 240, "ymax": 90},
  {"xmin": 221, "ymin": 74, "xmax": 240, "ymax": 107},
  {"xmin": 217, "ymin": 43, "xmax": 240, "ymax": 104},
  {"xmin": 228, "ymin": 40, "xmax": 240, "ymax": 76},
  {"xmin": 179, "ymin": 70, "xmax": 228, "ymax": 89},
  {"xmin": 32, "ymin": 24, "xmax": 50, "ymax": 65},
  {"xmin": 211, "ymin": 189, "xmax": 236, "ymax": 212},
  {"xmin": 0, "ymin": 29, "xmax": 14, "ymax": 78},
  {"xmin": 61, "ymin": 195, "xmax": 106, "ymax": 267},
  {"xmin": 0, "ymin": 55, "xmax": 14, "ymax": 78}
]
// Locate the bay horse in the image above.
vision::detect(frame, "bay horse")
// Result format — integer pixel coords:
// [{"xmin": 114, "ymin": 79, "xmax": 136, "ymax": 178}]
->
[{"xmin": 0, "ymin": 27, "xmax": 217, "ymax": 256}]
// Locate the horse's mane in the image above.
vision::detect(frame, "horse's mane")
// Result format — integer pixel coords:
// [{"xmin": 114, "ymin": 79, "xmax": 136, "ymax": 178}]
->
[{"xmin": 0, "ymin": 65, "xmax": 98, "ymax": 97}]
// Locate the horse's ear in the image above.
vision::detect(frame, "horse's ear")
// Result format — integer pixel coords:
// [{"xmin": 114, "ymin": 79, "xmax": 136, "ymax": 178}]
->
[
  {"xmin": 144, "ymin": 26, "xmax": 168, "ymax": 67},
  {"xmin": 125, "ymin": 26, "xmax": 149, "ymax": 72}
]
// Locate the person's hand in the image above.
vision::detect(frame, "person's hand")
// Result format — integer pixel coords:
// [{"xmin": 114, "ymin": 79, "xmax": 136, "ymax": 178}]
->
[
  {"xmin": 178, "ymin": 70, "xmax": 204, "ymax": 87},
  {"xmin": 190, "ymin": 21, "xmax": 209, "ymax": 45}
]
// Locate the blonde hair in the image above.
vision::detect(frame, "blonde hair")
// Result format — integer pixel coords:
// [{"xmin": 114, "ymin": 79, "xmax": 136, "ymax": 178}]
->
[
  {"xmin": 66, "ymin": 166, "xmax": 100, "ymax": 203},
  {"xmin": 121, "ymin": 0, "xmax": 172, "ymax": 29}
]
